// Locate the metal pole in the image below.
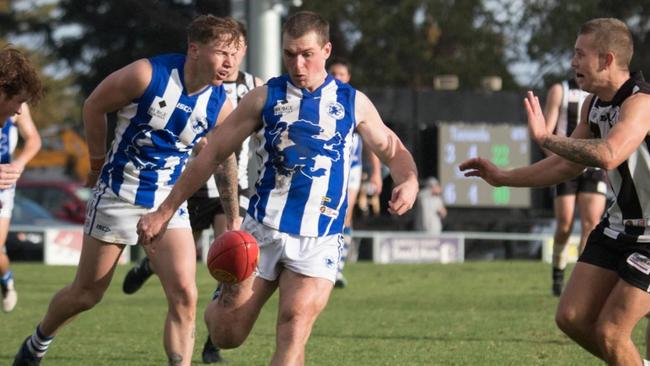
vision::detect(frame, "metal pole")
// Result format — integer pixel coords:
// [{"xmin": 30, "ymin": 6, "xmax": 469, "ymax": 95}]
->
[{"xmin": 247, "ymin": 0, "xmax": 282, "ymax": 82}]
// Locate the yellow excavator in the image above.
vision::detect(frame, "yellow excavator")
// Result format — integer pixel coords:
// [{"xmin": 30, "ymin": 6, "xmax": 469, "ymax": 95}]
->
[{"xmin": 16, "ymin": 126, "xmax": 90, "ymax": 181}]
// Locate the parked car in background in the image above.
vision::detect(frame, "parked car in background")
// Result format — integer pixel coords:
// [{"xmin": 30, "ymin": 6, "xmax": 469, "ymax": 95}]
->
[
  {"xmin": 7, "ymin": 194, "xmax": 72, "ymax": 261},
  {"xmin": 16, "ymin": 180, "xmax": 91, "ymax": 224}
]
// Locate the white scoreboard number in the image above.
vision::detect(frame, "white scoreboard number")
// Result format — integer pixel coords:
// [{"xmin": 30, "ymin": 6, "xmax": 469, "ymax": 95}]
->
[{"xmin": 438, "ymin": 122, "xmax": 531, "ymax": 208}]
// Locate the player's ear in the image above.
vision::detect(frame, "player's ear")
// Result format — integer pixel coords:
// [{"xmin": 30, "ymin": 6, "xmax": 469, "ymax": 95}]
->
[
  {"xmin": 187, "ymin": 41, "xmax": 200, "ymax": 60},
  {"xmin": 323, "ymin": 42, "xmax": 332, "ymax": 59},
  {"xmin": 600, "ymin": 51, "xmax": 615, "ymax": 70}
]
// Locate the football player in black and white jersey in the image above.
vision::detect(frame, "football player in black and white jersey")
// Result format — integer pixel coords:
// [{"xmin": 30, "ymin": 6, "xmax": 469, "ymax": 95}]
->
[
  {"xmin": 543, "ymin": 78, "xmax": 607, "ymax": 296},
  {"xmin": 461, "ymin": 18, "xmax": 650, "ymax": 365},
  {"xmin": 120, "ymin": 20, "xmax": 262, "ymax": 364}
]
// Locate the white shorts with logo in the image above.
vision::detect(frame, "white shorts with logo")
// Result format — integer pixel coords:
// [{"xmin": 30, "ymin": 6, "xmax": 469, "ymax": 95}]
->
[
  {"xmin": 348, "ymin": 165, "xmax": 362, "ymax": 192},
  {"xmin": 84, "ymin": 182, "xmax": 190, "ymax": 245},
  {"xmin": 0, "ymin": 188, "xmax": 15, "ymax": 218},
  {"xmin": 242, "ymin": 215, "xmax": 342, "ymax": 283}
]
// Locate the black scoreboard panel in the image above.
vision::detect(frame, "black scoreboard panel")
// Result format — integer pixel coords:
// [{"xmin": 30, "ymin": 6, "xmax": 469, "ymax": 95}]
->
[{"xmin": 437, "ymin": 122, "xmax": 531, "ymax": 208}]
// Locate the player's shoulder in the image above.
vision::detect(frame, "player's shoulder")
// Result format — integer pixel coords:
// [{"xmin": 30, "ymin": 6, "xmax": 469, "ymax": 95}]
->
[
  {"xmin": 266, "ymin": 74, "xmax": 290, "ymax": 87},
  {"xmin": 148, "ymin": 53, "xmax": 184, "ymax": 66}
]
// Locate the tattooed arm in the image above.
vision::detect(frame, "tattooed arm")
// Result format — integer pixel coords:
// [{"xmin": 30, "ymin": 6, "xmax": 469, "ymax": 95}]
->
[
  {"xmin": 540, "ymin": 93, "xmax": 650, "ymax": 170},
  {"xmin": 214, "ymin": 152, "xmax": 241, "ymax": 230},
  {"xmin": 541, "ymin": 135, "xmax": 613, "ymax": 168}
]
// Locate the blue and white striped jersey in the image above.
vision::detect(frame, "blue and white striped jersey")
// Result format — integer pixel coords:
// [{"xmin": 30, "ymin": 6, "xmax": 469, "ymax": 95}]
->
[
  {"xmin": 100, "ymin": 54, "xmax": 226, "ymax": 208},
  {"xmin": 248, "ymin": 74, "xmax": 357, "ymax": 237},
  {"xmin": 350, "ymin": 133, "xmax": 362, "ymax": 169},
  {"xmin": 0, "ymin": 118, "xmax": 17, "ymax": 164}
]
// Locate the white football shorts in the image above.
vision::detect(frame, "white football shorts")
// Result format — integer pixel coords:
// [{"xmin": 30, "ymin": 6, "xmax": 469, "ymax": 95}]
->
[
  {"xmin": 84, "ymin": 182, "xmax": 190, "ymax": 245},
  {"xmin": 242, "ymin": 215, "xmax": 342, "ymax": 283},
  {"xmin": 0, "ymin": 188, "xmax": 15, "ymax": 218},
  {"xmin": 348, "ymin": 165, "xmax": 362, "ymax": 192}
]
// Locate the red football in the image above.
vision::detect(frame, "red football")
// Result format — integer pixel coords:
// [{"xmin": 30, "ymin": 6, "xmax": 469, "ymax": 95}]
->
[{"xmin": 207, "ymin": 230, "xmax": 259, "ymax": 283}]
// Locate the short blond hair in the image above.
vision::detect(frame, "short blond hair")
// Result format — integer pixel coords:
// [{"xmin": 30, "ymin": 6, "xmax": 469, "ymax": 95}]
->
[
  {"xmin": 579, "ymin": 18, "xmax": 633, "ymax": 69},
  {"xmin": 187, "ymin": 15, "xmax": 242, "ymax": 48}
]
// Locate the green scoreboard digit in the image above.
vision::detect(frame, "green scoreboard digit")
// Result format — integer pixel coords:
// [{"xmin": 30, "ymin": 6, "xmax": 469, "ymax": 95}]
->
[{"xmin": 438, "ymin": 122, "xmax": 531, "ymax": 207}]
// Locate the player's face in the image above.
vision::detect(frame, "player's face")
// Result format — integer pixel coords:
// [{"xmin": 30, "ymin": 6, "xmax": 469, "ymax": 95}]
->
[
  {"xmin": 571, "ymin": 33, "xmax": 605, "ymax": 93},
  {"xmin": 193, "ymin": 37, "xmax": 240, "ymax": 86},
  {"xmin": 282, "ymin": 31, "xmax": 331, "ymax": 91},
  {"xmin": 0, "ymin": 91, "xmax": 26, "ymax": 123},
  {"xmin": 226, "ymin": 36, "xmax": 247, "ymax": 81},
  {"xmin": 329, "ymin": 64, "xmax": 350, "ymax": 83}
]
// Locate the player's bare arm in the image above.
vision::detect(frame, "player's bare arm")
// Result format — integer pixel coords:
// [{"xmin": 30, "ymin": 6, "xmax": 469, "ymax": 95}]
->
[
  {"xmin": 137, "ymin": 87, "xmax": 265, "ymax": 244},
  {"xmin": 0, "ymin": 104, "xmax": 42, "ymax": 189},
  {"xmin": 355, "ymin": 91, "xmax": 418, "ymax": 215},
  {"xmin": 460, "ymin": 153, "xmax": 584, "ymax": 188},
  {"xmin": 211, "ymin": 100, "xmax": 241, "ymax": 230},
  {"xmin": 83, "ymin": 59, "xmax": 152, "ymax": 186},
  {"xmin": 12, "ymin": 104, "xmax": 41, "ymax": 171}
]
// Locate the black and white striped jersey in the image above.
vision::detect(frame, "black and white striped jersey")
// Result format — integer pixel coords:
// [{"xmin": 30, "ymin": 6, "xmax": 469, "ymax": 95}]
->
[
  {"xmin": 588, "ymin": 76, "xmax": 650, "ymax": 243},
  {"xmin": 555, "ymin": 79, "xmax": 589, "ymax": 137}
]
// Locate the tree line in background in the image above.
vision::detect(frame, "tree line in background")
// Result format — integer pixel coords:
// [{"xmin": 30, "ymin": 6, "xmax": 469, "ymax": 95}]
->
[{"xmin": 2, "ymin": 0, "xmax": 650, "ymax": 129}]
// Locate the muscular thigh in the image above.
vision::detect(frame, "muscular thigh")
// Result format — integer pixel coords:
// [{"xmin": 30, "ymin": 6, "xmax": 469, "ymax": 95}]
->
[
  {"xmin": 278, "ymin": 270, "xmax": 333, "ymax": 320},
  {"xmin": 73, "ymin": 235, "xmax": 125, "ymax": 290},
  {"xmin": 554, "ymin": 194, "xmax": 576, "ymax": 225},
  {"xmin": 598, "ymin": 279, "xmax": 650, "ymax": 333},
  {"xmin": 145, "ymin": 228, "xmax": 197, "ymax": 289},
  {"xmin": 576, "ymin": 192, "xmax": 606, "ymax": 224}
]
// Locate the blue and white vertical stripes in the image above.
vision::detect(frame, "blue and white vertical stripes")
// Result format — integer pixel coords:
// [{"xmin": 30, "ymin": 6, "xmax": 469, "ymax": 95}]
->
[
  {"xmin": 248, "ymin": 74, "xmax": 357, "ymax": 237},
  {"xmin": 99, "ymin": 54, "xmax": 226, "ymax": 208}
]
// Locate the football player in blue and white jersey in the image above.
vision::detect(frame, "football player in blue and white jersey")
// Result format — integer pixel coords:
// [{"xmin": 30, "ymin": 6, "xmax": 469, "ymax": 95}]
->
[
  {"xmin": 137, "ymin": 11, "xmax": 418, "ymax": 365},
  {"xmin": 328, "ymin": 59, "xmax": 382, "ymax": 288},
  {"xmin": 13, "ymin": 16, "xmax": 242, "ymax": 366},
  {"xmin": 0, "ymin": 47, "xmax": 42, "ymax": 314}
]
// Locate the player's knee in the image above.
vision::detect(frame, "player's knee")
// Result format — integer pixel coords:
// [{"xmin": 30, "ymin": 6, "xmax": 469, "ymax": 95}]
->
[
  {"xmin": 594, "ymin": 321, "xmax": 624, "ymax": 356},
  {"xmin": 167, "ymin": 283, "xmax": 198, "ymax": 312},
  {"xmin": 71, "ymin": 285, "xmax": 106, "ymax": 311},
  {"xmin": 555, "ymin": 305, "xmax": 582, "ymax": 334},
  {"xmin": 208, "ymin": 326, "xmax": 247, "ymax": 349}
]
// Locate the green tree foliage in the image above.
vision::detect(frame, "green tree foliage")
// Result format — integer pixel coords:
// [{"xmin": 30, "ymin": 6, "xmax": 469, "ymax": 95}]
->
[
  {"xmin": 297, "ymin": 0, "xmax": 518, "ymax": 90},
  {"xmin": 0, "ymin": 2, "xmax": 80, "ymax": 129},
  {"xmin": 522, "ymin": 0, "xmax": 650, "ymax": 87},
  {"xmin": 16, "ymin": 0, "xmax": 230, "ymax": 97}
]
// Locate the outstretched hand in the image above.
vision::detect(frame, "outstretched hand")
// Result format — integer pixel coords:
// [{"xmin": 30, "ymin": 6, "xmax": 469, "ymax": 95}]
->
[
  {"xmin": 458, "ymin": 157, "xmax": 504, "ymax": 187},
  {"xmin": 388, "ymin": 178, "xmax": 418, "ymax": 216},
  {"xmin": 524, "ymin": 91, "xmax": 549, "ymax": 146}
]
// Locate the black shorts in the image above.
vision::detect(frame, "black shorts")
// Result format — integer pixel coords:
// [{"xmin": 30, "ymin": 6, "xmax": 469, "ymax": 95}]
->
[
  {"xmin": 187, "ymin": 196, "xmax": 224, "ymax": 231},
  {"xmin": 579, "ymin": 228, "xmax": 650, "ymax": 292},
  {"xmin": 187, "ymin": 191, "xmax": 250, "ymax": 231},
  {"xmin": 555, "ymin": 168, "xmax": 606, "ymax": 196}
]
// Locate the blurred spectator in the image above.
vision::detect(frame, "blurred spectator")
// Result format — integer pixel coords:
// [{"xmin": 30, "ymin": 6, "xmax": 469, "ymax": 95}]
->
[{"xmin": 414, "ymin": 177, "xmax": 446, "ymax": 235}]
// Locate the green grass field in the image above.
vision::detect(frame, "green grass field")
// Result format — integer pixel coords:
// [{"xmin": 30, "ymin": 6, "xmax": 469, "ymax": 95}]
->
[{"xmin": 0, "ymin": 261, "xmax": 641, "ymax": 365}]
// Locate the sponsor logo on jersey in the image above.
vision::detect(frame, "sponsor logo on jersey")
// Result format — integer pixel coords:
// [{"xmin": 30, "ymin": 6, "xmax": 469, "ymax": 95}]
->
[
  {"xmin": 273, "ymin": 100, "xmax": 297, "ymax": 116},
  {"xmin": 176, "ymin": 102, "xmax": 193, "ymax": 114},
  {"xmin": 320, "ymin": 205, "xmax": 339, "ymax": 218},
  {"xmin": 148, "ymin": 104, "xmax": 167, "ymax": 120},
  {"xmin": 191, "ymin": 118, "xmax": 207, "ymax": 134},
  {"xmin": 324, "ymin": 256, "xmax": 337, "ymax": 269},
  {"xmin": 623, "ymin": 218, "xmax": 650, "ymax": 227},
  {"xmin": 627, "ymin": 252, "xmax": 650, "ymax": 274},
  {"xmin": 326, "ymin": 101, "xmax": 345, "ymax": 120},
  {"xmin": 95, "ymin": 224, "xmax": 111, "ymax": 233}
]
